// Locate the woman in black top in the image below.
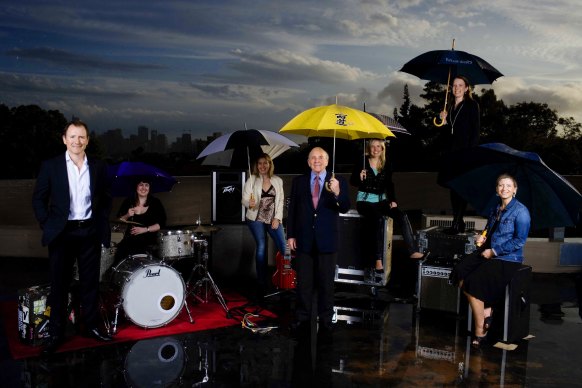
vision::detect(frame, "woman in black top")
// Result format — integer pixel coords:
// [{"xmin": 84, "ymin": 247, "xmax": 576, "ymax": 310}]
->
[
  {"xmin": 350, "ymin": 139, "xmax": 423, "ymax": 275},
  {"xmin": 115, "ymin": 177, "xmax": 167, "ymax": 262},
  {"xmin": 439, "ymin": 75, "xmax": 480, "ymax": 234}
]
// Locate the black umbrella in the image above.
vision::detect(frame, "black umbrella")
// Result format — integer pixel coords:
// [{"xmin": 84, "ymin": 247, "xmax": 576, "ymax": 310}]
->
[
  {"xmin": 197, "ymin": 129, "xmax": 299, "ymax": 174},
  {"xmin": 441, "ymin": 143, "xmax": 582, "ymax": 230},
  {"xmin": 400, "ymin": 39, "xmax": 503, "ymax": 126}
]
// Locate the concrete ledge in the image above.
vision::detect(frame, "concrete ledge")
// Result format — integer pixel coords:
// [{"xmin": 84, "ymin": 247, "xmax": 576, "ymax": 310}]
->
[
  {"xmin": 0, "ymin": 226, "xmax": 47, "ymax": 258},
  {"xmin": 524, "ymin": 238, "xmax": 582, "ymax": 273}
]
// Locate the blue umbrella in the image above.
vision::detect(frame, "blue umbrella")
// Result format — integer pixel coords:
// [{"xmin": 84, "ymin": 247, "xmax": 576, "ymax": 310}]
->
[
  {"xmin": 443, "ymin": 143, "xmax": 582, "ymax": 230},
  {"xmin": 107, "ymin": 161, "xmax": 178, "ymax": 197}
]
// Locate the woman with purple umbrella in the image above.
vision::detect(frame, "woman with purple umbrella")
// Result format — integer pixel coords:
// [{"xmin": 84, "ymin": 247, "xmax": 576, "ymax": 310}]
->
[{"xmin": 115, "ymin": 176, "xmax": 167, "ymax": 262}]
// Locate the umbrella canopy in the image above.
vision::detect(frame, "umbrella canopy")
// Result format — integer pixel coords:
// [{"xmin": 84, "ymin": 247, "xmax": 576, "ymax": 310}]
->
[
  {"xmin": 366, "ymin": 112, "xmax": 410, "ymax": 136},
  {"xmin": 400, "ymin": 49, "xmax": 503, "ymax": 86},
  {"xmin": 107, "ymin": 161, "xmax": 178, "ymax": 197},
  {"xmin": 280, "ymin": 104, "xmax": 394, "ymax": 140},
  {"xmin": 279, "ymin": 104, "xmax": 395, "ymax": 173},
  {"xmin": 441, "ymin": 143, "xmax": 582, "ymax": 230},
  {"xmin": 196, "ymin": 129, "xmax": 299, "ymax": 173},
  {"xmin": 399, "ymin": 39, "xmax": 503, "ymax": 127}
]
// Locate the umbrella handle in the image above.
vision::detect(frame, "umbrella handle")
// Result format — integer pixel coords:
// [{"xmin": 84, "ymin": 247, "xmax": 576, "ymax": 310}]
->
[
  {"xmin": 433, "ymin": 117, "xmax": 446, "ymax": 127},
  {"xmin": 433, "ymin": 58, "xmax": 452, "ymax": 128},
  {"xmin": 324, "ymin": 172, "xmax": 335, "ymax": 192}
]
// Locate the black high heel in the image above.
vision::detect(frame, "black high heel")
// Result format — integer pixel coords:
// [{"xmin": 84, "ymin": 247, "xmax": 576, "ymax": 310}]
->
[{"xmin": 472, "ymin": 334, "xmax": 487, "ymax": 348}]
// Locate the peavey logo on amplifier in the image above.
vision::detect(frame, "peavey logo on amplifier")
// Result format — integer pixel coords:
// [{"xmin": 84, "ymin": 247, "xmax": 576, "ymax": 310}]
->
[
  {"xmin": 144, "ymin": 268, "xmax": 161, "ymax": 278},
  {"xmin": 421, "ymin": 266, "xmax": 451, "ymax": 279},
  {"xmin": 221, "ymin": 185, "xmax": 236, "ymax": 194}
]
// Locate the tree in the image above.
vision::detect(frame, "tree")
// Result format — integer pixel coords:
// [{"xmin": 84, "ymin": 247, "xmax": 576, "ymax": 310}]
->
[
  {"xmin": 502, "ymin": 102, "xmax": 558, "ymax": 150},
  {"xmin": 474, "ymin": 88, "xmax": 508, "ymax": 143}
]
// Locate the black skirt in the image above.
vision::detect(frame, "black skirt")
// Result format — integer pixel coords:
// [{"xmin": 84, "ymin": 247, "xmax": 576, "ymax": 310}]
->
[{"xmin": 450, "ymin": 251, "xmax": 521, "ymax": 304}]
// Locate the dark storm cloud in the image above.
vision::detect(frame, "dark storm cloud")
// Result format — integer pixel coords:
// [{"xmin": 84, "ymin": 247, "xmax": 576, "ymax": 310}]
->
[
  {"xmin": 0, "ymin": 72, "xmax": 137, "ymax": 99},
  {"xmin": 6, "ymin": 47, "xmax": 165, "ymax": 72}
]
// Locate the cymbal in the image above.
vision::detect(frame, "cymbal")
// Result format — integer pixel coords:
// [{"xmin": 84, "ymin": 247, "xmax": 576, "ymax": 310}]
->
[{"xmin": 186, "ymin": 225, "xmax": 222, "ymax": 234}]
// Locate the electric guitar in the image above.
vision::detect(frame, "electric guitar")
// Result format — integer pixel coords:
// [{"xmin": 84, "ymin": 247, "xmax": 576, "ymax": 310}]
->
[{"xmin": 272, "ymin": 243, "xmax": 296, "ymax": 290}]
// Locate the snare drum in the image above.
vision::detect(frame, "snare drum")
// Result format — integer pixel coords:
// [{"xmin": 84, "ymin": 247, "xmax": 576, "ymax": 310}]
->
[
  {"xmin": 158, "ymin": 230, "xmax": 195, "ymax": 259},
  {"xmin": 111, "ymin": 254, "xmax": 185, "ymax": 328},
  {"xmin": 124, "ymin": 336, "xmax": 185, "ymax": 387}
]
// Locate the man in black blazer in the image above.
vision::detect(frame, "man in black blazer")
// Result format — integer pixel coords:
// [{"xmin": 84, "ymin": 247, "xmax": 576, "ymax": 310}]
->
[
  {"xmin": 32, "ymin": 120, "xmax": 112, "ymax": 355},
  {"xmin": 287, "ymin": 147, "xmax": 350, "ymax": 340}
]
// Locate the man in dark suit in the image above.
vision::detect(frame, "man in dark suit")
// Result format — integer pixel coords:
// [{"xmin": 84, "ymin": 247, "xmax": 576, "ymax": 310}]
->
[
  {"xmin": 287, "ymin": 147, "xmax": 350, "ymax": 340},
  {"xmin": 32, "ymin": 119, "xmax": 113, "ymax": 355}
]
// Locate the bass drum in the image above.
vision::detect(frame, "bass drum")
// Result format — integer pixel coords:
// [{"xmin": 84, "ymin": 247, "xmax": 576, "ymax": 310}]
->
[
  {"xmin": 111, "ymin": 254, "xmax": 185, "ymax": 328},
  {"xmin": 124, "ymin": 336, "xmax": 185, "ymax": 387}
]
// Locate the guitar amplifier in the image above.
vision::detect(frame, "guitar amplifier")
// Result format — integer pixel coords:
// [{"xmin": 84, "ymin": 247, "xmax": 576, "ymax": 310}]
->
[
  {"xmin": 417, "ymin": 226, "xmax": 477, "ymax": 259},
  {"xmin": 417, "ymin": 262, "xmax": 465, "ymax": 314}
]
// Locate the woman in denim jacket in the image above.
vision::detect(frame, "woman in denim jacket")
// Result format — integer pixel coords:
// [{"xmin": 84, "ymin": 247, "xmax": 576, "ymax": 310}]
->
[{"xmin": 451, "ymin": 173, "xmax": 531, "ymax": 347}]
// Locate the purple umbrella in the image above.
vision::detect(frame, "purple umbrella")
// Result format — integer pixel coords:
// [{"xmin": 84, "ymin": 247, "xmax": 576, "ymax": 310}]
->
[{"xmin": 107, "ymin": 161, "xmax": 178, "ymax": 197}]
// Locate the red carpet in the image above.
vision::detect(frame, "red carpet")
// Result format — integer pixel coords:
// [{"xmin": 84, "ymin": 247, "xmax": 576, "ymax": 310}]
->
[{"xmin": 1, "ymin": 292, "xmax": 275, "ymax": 360}]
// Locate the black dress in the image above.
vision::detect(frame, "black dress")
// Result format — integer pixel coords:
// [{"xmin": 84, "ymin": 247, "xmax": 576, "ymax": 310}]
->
[
  {"xmin": 450, "ymin": 220, "xmax": 521, "ymax": 304},
  {"xmin": 114, "ymin": 196, "xmax": 167, "ymax": 262},
  {"xmin": 349, "ymin": 158, "xmax": 417, "ymax": 261}
]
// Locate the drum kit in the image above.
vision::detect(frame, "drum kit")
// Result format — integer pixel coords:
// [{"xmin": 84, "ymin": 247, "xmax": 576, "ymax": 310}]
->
[{"xmin": 101, "ymin": 222, "xmax": 225, "ymax": 334}]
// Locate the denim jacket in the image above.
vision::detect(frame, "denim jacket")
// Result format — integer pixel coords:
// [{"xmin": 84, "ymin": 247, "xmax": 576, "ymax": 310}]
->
[{"xmin": 488, "ymin": 197, "xmax": 531, "ymax": 263}]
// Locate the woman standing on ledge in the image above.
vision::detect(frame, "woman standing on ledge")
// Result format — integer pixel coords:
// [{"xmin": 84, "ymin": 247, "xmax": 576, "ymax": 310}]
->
[{"xmin": 439, "ymin": 75, "xmax": 481, "ymax": 235}]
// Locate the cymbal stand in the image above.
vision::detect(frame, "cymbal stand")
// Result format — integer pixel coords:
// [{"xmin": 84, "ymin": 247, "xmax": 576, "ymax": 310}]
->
[{"xmin": 186, "ymin": 238, "xmax": 231, "ymax": 318}]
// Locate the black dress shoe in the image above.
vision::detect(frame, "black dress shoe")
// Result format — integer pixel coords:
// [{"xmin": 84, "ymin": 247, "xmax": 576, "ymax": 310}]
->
[
  {"xmin": 85, "ymin": 328, "xmax": 113, "ymax": 342},
  {"xmin": 41, "ymin": 336, "xmax": 64, "ymax": 356}
]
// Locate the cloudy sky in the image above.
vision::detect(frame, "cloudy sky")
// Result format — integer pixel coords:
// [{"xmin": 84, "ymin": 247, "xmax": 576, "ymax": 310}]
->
[{"xmin": 1, "ymin": 0, "xmax": 581, "ymax": 140}]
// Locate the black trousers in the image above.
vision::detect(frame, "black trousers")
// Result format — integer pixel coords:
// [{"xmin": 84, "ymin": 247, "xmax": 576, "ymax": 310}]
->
[
  {"xmin": 47, "ymin": 222, "xmax": 101, "ymax": 336},
  {"xmin": 294, "ymin": 248, "xmax": 337, "ymax": 328},
  {"xmin": 356, "ymin": 201, "xmax": 417, "ymax": 260},
  {"xmin": 450, "ymin": 190, "xmax": 468, "ymax": 222}
]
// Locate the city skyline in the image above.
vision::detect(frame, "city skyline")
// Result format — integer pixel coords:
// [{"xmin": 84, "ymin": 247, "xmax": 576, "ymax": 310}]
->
[{"xmin": 2, "ymin": 1, "xmax": 582, "ymax": 140}]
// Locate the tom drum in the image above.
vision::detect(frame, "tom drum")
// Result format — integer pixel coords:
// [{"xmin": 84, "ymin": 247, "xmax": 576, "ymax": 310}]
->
[{"xmin": 158, "ymin": 230, "xmax": 196, "ymax": 259}]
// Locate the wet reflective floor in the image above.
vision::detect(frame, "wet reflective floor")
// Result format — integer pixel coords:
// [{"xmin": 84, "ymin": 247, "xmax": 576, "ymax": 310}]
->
[{"xmin": 1, "ymin": 257, "xmax": 581, "ymax": 387}]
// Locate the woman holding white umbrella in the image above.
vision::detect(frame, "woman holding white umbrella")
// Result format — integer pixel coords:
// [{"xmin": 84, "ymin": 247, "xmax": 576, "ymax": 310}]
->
[{"xmin": 241, "ymin": 153, "xmax": 286, "ymax": 300}]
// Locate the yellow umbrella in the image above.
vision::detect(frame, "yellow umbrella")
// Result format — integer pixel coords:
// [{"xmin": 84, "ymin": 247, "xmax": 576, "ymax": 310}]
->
[{"xmin": 279, "ymin": 103, "xmax": 395, "ymax": 185}]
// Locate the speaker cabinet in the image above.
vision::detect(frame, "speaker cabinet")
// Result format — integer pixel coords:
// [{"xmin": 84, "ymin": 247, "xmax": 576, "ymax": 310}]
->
[
  {"xmin": 489, "ymin": 265, "xmax": 532, "ymax": 342},
  {"xmin": 418, "ymin": 263, "xmax": 464, "ymax": 314},
  {"xmin": 211, "ymin": 171, "xmax": 246, "ymax": 223}
]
